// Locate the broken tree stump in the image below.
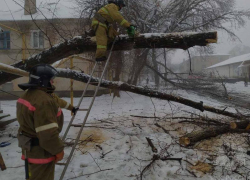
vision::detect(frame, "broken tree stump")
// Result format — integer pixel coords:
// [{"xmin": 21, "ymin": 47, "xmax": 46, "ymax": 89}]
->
[
  {"xmin": 230, "ymin": 120, "xmax": 250, "ymax": 130},
  {"xmin": 179, "ymin": 125, "xmax": 231, "ymax": 146},
  {"xmin": 179, "ymin": 122, "xmax": 250, "ymax": 147},
  {"xmin": 0, "ymin": 153, "xmax": 6, "ymax": 171}
]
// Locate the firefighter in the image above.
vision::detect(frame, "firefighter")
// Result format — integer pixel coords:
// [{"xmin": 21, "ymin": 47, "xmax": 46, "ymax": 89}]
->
[
  {"xmin": 92, "ymin": 0, "xmax": 136, "ymax": 62},
  {"xmin": 16, "ymin": 64, "xmax": 77, "ymax": 180}
]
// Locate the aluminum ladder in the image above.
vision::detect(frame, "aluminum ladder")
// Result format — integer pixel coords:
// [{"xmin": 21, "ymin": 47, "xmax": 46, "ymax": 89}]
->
[{"xmin": 59, "ymin": 37, "xmax": 117, "ymax": 180}]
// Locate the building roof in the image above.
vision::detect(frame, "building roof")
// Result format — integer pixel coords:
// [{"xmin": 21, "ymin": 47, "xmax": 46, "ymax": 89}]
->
[
  {"xmin": 0, "ymin": 0, "xmax": 78, "ymax": 21},
  {"xmin": 193, "ymin": 54, "xmax": 230, "ymax": 57},
  {"xmin": 206, "ymin": 53, "xmax": 250, "ymax": 69}
]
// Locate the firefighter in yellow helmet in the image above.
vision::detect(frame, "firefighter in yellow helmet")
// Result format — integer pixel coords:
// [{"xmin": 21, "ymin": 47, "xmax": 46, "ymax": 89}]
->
[
  {"xmin": 92, "ymin": 0, "xmax": 136, "ymax": 61},
  {"xmin": 16, "ymin": 64, "xmax": 78, "ymax": 180}
]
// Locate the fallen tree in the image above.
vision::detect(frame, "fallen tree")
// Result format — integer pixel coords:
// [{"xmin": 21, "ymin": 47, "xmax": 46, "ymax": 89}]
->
[
  {"xmin": 179, "ymin": 125, "xmax": 231, "ymax": 146},
  {"xmin": 179, "ymin": 124, "xmax": 250, "ymax": 147},
  {"xmin": 179, "ymin": 117, "xmax": 250, "ymax": 147},
  {"xmin": 230, "ymin": 120, "xmax": 250, "ymax": 130},
  {"xmin": 57, "ymin": 68, "xmax": 243, "ymax": 119},
  {"xmin": 0, "ymin": 31, "xmax": 217, "ymax": 85},
  {"xmin": 0, "ymin": 63, "xmax": 243, "ymax": 119}
]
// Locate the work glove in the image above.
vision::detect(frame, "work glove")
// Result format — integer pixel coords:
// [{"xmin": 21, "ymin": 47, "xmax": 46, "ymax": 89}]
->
[
  {"xmin": 127, "ymin": 25, "xmax": 136, "ymax": 38},
  {"xmin": 72, "ymin": 107, "xmax": 79, "ymax": 115},
  {"xmin": 55, "ymin": 151, "xmax": 64, "ymax": 163}
]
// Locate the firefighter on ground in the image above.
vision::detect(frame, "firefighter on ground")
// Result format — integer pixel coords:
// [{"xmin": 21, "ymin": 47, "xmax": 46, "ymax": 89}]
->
[
  {"xmin": 16, "ymin": 64, "xmax": 78, "ymax": 180},
  {"xmin": 92, "ymin": 0, "xmax": 136, "ymax": 62}
]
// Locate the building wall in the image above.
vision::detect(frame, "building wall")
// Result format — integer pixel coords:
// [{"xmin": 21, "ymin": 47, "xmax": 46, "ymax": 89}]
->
[
  {"xmin": 54, "ymin": 58, "xmax": 98, "ymax": 91},
  {"xmin": 0, "ymin": 19, "xmax": 98, "ymax": 93},
  {"xmin": 179, "ymin": 55, "xmax": 230, "ymax": 76},
  {"xmin": 205, "ymin": 62, "xmax": 244, "ymax": 78}
]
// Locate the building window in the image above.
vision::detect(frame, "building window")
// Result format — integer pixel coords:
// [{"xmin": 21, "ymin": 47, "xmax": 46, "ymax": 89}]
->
[
  {"xmin": 31, "ymin": 30, "xmax": 44, "ymax": 49},
  {"xmin": 0, "ymin": 31, "xmax": 11, "ymax": 50}
]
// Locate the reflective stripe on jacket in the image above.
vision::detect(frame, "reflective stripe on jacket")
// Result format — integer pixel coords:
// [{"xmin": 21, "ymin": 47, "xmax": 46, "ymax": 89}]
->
[{"xmin": 21, "ymin": 155, "xmax": 56, "ymax": 164}]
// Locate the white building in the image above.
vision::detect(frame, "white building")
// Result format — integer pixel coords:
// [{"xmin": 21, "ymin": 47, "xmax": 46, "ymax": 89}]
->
[
  {"xmin": 205, "ymin": 53, "xmax": 250, "ymax": 79},
  {"xmin": 178, "ymin": 54, "xmax": 230, "ymax": 78}
]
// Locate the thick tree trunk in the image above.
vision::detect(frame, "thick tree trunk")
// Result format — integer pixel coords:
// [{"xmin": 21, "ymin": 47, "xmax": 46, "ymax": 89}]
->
[
  {"xmin": 179, "ymin": 124, "xmax": 250, "ymax": 147},
  {"xmin": 145, "ymin": 63, "xmax": 177, "ymax": 87},
  {"xmin": 111, "ymin": 51, "xmax": 123, "ymax": 97},
  {"xmin": 0, "ymin": 63, "xmax": 241, "ymax": 119},
  {"xmin": 0, "ymin": 31, "xmax": 217, "ymax": 86},
  {"xmin": 152, "ymin": 49, "xmax": 160, "ymax": 88},
  {"xmin": 56, "ymin": 68, "xmax": 242, "ymax": 119},
  {"xmin": 179, "ymin": 125, "xmax": 231, "ymax": 146},
  {"xmin": 131, "ymin": 49, "xmax": 149, "ymax": 85},
  {"xmin": 230, "ymin": 120, "xmax": 250, "ymax": 129}
]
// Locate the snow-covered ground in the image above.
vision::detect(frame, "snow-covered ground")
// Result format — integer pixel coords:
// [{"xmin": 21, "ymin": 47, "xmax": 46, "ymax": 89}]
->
[
  {"xmin": 226, "ymin": 81, "xmax": 250, "ymax": 96},
  {"xmin": 0, "ymin": 85, "xmax": 250, "ymax": 180}
]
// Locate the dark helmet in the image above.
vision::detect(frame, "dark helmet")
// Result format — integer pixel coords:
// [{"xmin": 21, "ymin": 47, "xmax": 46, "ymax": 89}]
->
[
  {"xmin": 18, "ymin": 64, "xmax": 58, "ymax": 91},
  {"xmin": 108, "ymin": 0, "xmax": 126, "ymax": 7}
]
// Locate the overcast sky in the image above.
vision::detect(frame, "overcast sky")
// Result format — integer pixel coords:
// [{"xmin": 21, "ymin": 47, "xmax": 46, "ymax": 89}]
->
[{"xmin": 171, "ymin": 0, "xmax": 250, "ymax": 64}]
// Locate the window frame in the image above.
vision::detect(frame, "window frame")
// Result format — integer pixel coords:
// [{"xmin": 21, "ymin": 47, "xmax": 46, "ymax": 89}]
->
[
  {"xmin": 0, "ymin": 31, "xmax": 11, "ymax": 50},
  {"xmin": 30, "ymin": 30, "xmax": 44, "ymax": 49}
]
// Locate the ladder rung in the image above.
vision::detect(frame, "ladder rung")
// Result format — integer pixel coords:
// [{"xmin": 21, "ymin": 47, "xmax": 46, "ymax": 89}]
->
[
  {"xmin": 59, "ymin": 37, "xmax": 118, "ymax": 180},
  {"xmin": 64, "ymin": 142, "xmax": 74, "ymax": 146},
  {"xmin": 56, "ymin": 163, "xmax": 66, "ymax": 166},
  {"xmin": 78, "ymin": 109, "xmax": 89, "ymax": 111},
  {"xmin": 71, "ymin": 124, "xmax": 81, "ymax": 127}
]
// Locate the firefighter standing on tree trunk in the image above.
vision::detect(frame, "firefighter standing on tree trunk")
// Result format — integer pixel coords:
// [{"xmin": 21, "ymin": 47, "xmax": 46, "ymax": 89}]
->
[
  {"xmin": 16, "ymin": 64, "xmax": 78, "ymax": 180},
  {"xmin": 92, "ymin": 0, "xmax": 136, "ymax": 62}
]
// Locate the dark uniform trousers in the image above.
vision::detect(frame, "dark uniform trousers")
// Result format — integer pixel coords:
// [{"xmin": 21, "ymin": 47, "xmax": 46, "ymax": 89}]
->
[{"xmin": 29, "ymin": 161, "xmax": 55, "ymax": 180}]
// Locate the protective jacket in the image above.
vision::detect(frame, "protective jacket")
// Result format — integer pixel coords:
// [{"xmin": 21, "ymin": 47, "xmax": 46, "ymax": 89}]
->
[
  {"xmin": 17, "ymin": 88, "xmax": 66, "ymax": 164},
  {"xmin": 92, "ymin": 3, "xmax": 131, "ymax": 59},
  {"xmin": 92, "ymin": 3, "xmax": 130, "ymax": 30}
]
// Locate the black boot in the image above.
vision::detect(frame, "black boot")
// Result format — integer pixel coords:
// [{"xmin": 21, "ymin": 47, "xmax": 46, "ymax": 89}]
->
[{"xmin": 96, "ymin": 56, "xmax": 107, "ymax": 62}]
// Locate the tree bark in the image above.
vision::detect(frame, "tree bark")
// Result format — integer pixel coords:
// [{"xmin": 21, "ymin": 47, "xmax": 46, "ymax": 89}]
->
[
  {"xmin": 179, "ymin": 125, "xmax": 250, "ymax": 147},
  {"xmin": 0, "ymin": 63, "xmax": 240, "ymax": 119},
  {"xmin": 110, "ymin": 51, "xmax": 123, "ymax": 97},
  {"xmin": 230, "ymin": 120, "xmax": 250, "ymax": 129},
  {"xmin": 0, "ymin": 31, "xmax": 217, "ymax": 86},
  {"xmin": 131, "ymin": 49, "xmax": 149, "ymax": 85},
  {"xmin": 179, "ymin": 125, "xmax": 231, "ymax": 146},
  {"xmin": 0, "ymin": 119, "xmax": 17, "ymax": 129},
  {"xmin": 56, "ymin": 68, "xmax": 242, "ymax": 119},
  {"xmin": 152, "ymin": 49, "xmax": 160, "ymax": 89},
  {"xmin": 0, "ymin": 153, "xmax": 6, "ymax": 171},
  {"xmin": 145, "ymin": 63, "xmax": 177, "ymax": 87},
  {"xmin": 146, "ymin": 137, "xmax": 158, "ymax": 153}
]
